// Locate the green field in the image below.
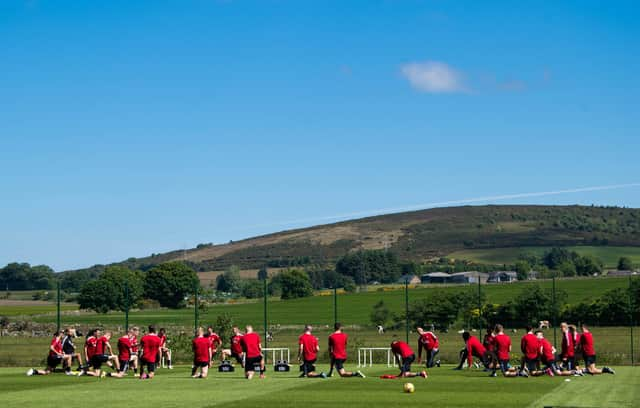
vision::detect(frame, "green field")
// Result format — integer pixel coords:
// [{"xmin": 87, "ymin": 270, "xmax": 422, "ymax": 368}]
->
[
  {"xmin": 0, "ymin": 364, "xmax": 636, "ymax": 408},
  {"xmin": 14, "ymin": 276, "xmax": 631, "ymax": 328},
  {"xmin": 448, "ymin": 246, "xmax": 640, "ymax": 267}
]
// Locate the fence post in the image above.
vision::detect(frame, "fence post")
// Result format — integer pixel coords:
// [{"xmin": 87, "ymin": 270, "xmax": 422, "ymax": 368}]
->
[
  {"xmin": 405, "ymin": 278, "xmax": 409, "ymax": 343},
  {"xmin": 334, "ymin": 286, "xmax": 338, "ymax": 326},
  {"xmin": 630, "ymin": 275, "xmax": 634, "ymax": 366},
  {"xmin": 477, "ymin": 277, "xmax": 482, "ymax": 331},
  {"xmin": 124, "ymin": 280, "xmax": 129, "ymax": 332},
  {"xmin": 194, "ymin": 284, "xmax": 199, "ymax": 334},
  {"xmin": 56, "ymin": 280, "xmax": 61, "ymax": 332},
  {"xmin": 552, "ymin": 276, "xmax": 557, "ymax": 349},
  {"xmin": 263, "ymin": 278, "xmax": 268, "ymax": 348}
]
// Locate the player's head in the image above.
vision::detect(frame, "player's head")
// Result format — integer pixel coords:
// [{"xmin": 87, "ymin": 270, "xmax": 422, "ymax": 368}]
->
[
  {"xmin": 568, "ymin": 324, "xmax": 577, "ymax": 334},
  {"xmin": 159, "ymin": 328, "xmax": 166, "ymax": 336},
  {"xmin": 494, "ymin": 324, "xmax": 504, "ymax": 334},
  {"xmin": 462, "ymin": 331, "xmax": 471, "ymax": 341},
  {"xmin": 197, "ymin": 327, "xmax": 204, "ymax": 336},
  {"xmin": 416, "ymin": 327, "xmax": 424, "ymax": 335},
  {"xmin": 148, "ymin": 325, "xmax": 156, "ymax": 334},
  {"xmin": 525, "ymin": 325, "xmax": 533, "ymax": 333},
  {"xmin": 390, "ymin": 340, "xmax": 399, "ymax": 348},
  {"xmin": 581, "ymin": 323, "xmax": 589, "ymax": 332},
  {"xmin": 535, "ymin": 330, "xmax": 544, "ymax": 339},
  {"xmin": 334, "ymin": 322, "xmax": 342, "ymax": 331},
  {"xmin": 246, "ymin": 325, "xmax": 253, "ymax": 333},
  {"xmin": 53, "ymin": 330, "xmax": 61, "ymax": 338},
  {"xmin": 207, "ymin": 326, "xmax": 213, "ymax": 333},
  {"xmin": 560, "ymin": 322, "xmax": 568, "ymax": 332},
  {"xmin": 304, "ymin": 325, "xmax": 312, "ymax": 333},
  {"xmin": 103, "ymin": 331, "xmax": 112, "ymax": 339},
  {"xmin": 132, "ymin": 326, "xmax": 139, "ymax": 335},
  {"xmin": 232, "ymin": 326, "xmax": 240, "ymax": 334},
  {"xmin": 94, "ymin": 328, "xmax": 102, "ymax": 337},
  {"xmin": 63, "ymin": 327, "xmax": 70, "ymax": 335}
]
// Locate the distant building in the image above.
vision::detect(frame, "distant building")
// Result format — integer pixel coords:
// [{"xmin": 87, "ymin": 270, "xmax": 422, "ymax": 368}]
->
[
  {"xmin": 448, "ymin": 271, "xmax": 489, "ymax": 284},
  {"xmin": 421, "ymin": 272, "xmax": 450, "ymax": 284},
  {"xmin": 398, "ymin": 274, "xmax": 421, "ymax": 285},
  {"xmin": 606, "ymin": 270, "xmax": 637, "ymax": 277},
  {"xmin": 487, "ymin": 271, "xmax": 518, "ymax": 283}
]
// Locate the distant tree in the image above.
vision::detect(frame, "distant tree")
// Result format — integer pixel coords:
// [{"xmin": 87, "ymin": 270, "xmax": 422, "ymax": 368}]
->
[
  {"xmin": 514, "ymin": 260, "xmax": 530, "ymax": 281},
  {"xmin": 214, "ymin": 313, "xmax": 235, "ymax": 347},
  {"xmin": 558, "ymin": 261, "xmax": 577, "ymax": 277},
  {"xmin": 574, "ymin": 255, "xmax": 603, "ymax": 276},
  {"xmin": 370, "ymin": 300, "xmax": 392, "ymax": 327},
  {"xmin": 273, "ymin": 269, "xmax": 313, "ymax": 300},
  {"xmin": 543, "ymin": 247, "xmax": 578, "ymax": 269},
  {"xmin": 618, "ymin": 257, "xmax": 633, "ymax": 271},
  {"xmin": 144, "ymin": 262, "xmax": 199, "ymax": 308},
  {"xmin": 407, "ymin": 292, "xmax": 459, "ymax": 331},
  {"xmin": 512, "ymin": 286, "xmax": 566, "ymax": 327},
  {"xmin": 216, "ymin": 266, "xmax": 242, "ymax": 293},
  {"xmin": 335, "ymin": 250, "xmax": 401, "ymax": 284},
  {"xmin": 257, "ymin": 266, "xmax": 268, "ymax": 281},
  {"xmin": 241, "ymin": 279, "xmax": 264, "ymax": 299},
  {"xmin": 77, "ymin": 266, "xmax": 143, "ymax": 313},
  {"xmin": 78, "ymin": 279, "xmax": 116, "ymax": 313}
]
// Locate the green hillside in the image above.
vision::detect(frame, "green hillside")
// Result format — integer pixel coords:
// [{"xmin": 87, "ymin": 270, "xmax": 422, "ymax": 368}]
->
[{"xmin": 62, "ymin": 205, "xmax": 640, "ymax": 275}]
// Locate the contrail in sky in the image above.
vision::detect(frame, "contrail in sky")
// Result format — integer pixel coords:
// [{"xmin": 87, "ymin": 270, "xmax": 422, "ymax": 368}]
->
[{"xmin": 242, "ymin": 182, "xmax": 640, "ymax": 231}]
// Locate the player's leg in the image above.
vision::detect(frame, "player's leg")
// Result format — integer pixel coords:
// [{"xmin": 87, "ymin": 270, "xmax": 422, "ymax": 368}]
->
[
  {"xmin": 328, "ymin": 357, "xmax": 335, "ymax": 377},
  {"xmin": 454, "ymin": 348, "xmax": 467, "ymax": 370}
]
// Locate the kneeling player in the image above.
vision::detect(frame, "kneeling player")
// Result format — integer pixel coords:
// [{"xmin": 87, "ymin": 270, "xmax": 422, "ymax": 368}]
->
[
  {"xmin": 192, "ymin": 327, "xmax": 212, "ymax": 378},
  {"xmin": 535, "ymin": 331, "xmax": 579, "ymax": 377},
  {"xmin": 27, "ymin": 331, "xmax": 65, "ymax": 376},
  {"xmin": 328, "ymin": 323, "xmax": 364, "ymax": 378},
  {"xmin": 62, "ymin": 327, "xmax": 83, "ymax": 373},
  {"xmin": 493, "ymin": 325, "xmax": 522, "ymax": 377},
  {"xmin": 139, "ymin": 325, "xmax": 163, "ymax": 379},
  {"xmin": 454, "ymin": 332, "xmax": 496, "ymax": 372},
  {"xmin": 240, "ymin": 325, "xmax": 265, "ymax": 380},
  {"xmin": 390, "ymin": 340, "xmax": 427, "ymax": 378},
  {"xmin": 221, "ymin": 326, "xmax": 244, "ymax": 367},
  {"xmin": 298, "ymin": 325, "xmax": 326, "ymax": 378},
  {"xmin": 578, "ymin": 324, "xmax": 615, "ymax": 375}
]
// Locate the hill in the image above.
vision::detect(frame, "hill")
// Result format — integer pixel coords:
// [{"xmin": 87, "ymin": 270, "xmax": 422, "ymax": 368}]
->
[{"xmin": 62, "ymin": 204, "xmax": 640, "ymax": 275}]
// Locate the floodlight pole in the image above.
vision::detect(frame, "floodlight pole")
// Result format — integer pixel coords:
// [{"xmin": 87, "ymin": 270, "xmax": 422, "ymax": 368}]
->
[
  {"xmin": 630, "ymin": 275, "xmax": 634, "ymax": 366},
  {"xmin": 552, "ymin": 276, "xmax": 557, "ymax": 349},
  {"xmin": 334, "ymin": 286, "xmax": 338, "ymax": 327},
  {"xmin": 263, "ymin": 278, "xmax": 268, "ymax": 348},
  {"xmin": 194, "ymin": 284, "xmax": 199, "ymax": 334},
  {"xmin": 124, "ymin": 280, "xmax": 129, "ymax": 332},
  {"xmin": 56, "ymin": 280, "xmax": 61, "ymax": 332},
  {"xmin": 477, "ymin": 277, "xmax": 482, "ymax": 331},
  {"xmin": 405, "ymin": 278, "xmax": 409, "ymax": 343}
]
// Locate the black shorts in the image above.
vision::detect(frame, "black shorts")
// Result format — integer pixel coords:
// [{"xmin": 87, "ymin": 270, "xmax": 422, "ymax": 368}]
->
[
  {"xmin": 401, "ymin": 354, "xmax": 415, "ymax": 373},
  {"xmin": 142, "ymin": 360, "xmax": 156, "ymax": 372},
  {"xmin": 542, "ymin": 358, "xmax": 556, "ymax": 370},
  {"xmin": 47, "ymin": 355, "xmax": 63, "ymax": 368},
  {"xmin": 333, "ymin": 358, "xmax": 346, "ymax": 371},
  {"xmin": 524, "ymin": 358, "xmax": 538, "ymax": 372},
  {"xmin": 231, "ymin": 352, "xmax": 243, "ymax": 364},
  {"xmin": 245, "ymin": 356, "xmax": 263, "ymax": 373},
  {"xmin": 119, "ymin": 360, "xmax": 129, "ymax": 372},
  {"xmin": 303, "ymin": 359, "xmax": 317, "ymax": 373},
  {"xmin": 194, "ymin": 361, "xmax": 209, "ymax": 368},
  {"xmin": 584, "ymin": 355, "xmax": 596, "ymax": 366},
  {"xmin": 90, "ymin": 355, "xmax": 109, "ymax": 369},
  {"xmin": 499, "ymin": 359, "xmax": 510, "ymax": 373}
]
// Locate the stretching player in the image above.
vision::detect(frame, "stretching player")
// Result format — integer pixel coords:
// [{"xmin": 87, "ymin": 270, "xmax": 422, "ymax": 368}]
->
[
  {"xmin": 390, "ymin": 340, "xmax": 428, "ymax": 378},
  {"xmin": 492, "ymin": 324, "xmax": 522, "ymax": 377},
  {"xmin": 27, "ymin": 331, "xmax": 65, "ymax": 376},
  {"xmin": 520, "ymin": 326, "xmax": 540, "ymax": 375},
  {"xmin": 327, "ymin": 323, "xmax": 364, "ymax": 378},
  {"xmin": 129, "ymin": 326, "xmax": 140, "ymax": 376},
  {"xmin": 221, "ymin": 326, "xmax": 244, "ymax": 367},
  {"xmin": 192, "ymin": 327, "xmax": 212, "ymax": 378},
  {"xmin": 240, "ymin": 325, "xmax": 265, "ymax": 379},
  {"xmin": 454, "ymin": 332, "xmax": 495, "ymax": 371},
  {"xmin": 62, "ymin": 327, "xmax": 83, "ymax": 372},
  {"xmin": 158, "ymin": 328, "xmax": 172, "ymax": 369},
  {"xmin": 578, "ymin": 324, "xmax": 615, "ymax": 375},
  {"xmin": 535, "ymin": 330, "xmax": 580, "ymax": 377},
  {"xmin": 559, "ymin": 322, "xmax": 577, "ymax": 370},
  {"xmin": 207, "ymin": 326, "xmax": 222, "ymax": 364},
  {"xmin": 107, "ymin": 331, "xmax": 133, "ymax": 378},
  {"xmin": 417, "ymin": 327, "xmax": 440, "ymax": 368},
  {"xmin": 139, "ymin": 325, "xmax": 163, "ymax": 379},
  {"xmin": 81, "ymin": 329, "xmax": 107, "ymax": 377},
  {"xmin": 298, "ymin": 325, "xmax": 326, "ymax": 378}
]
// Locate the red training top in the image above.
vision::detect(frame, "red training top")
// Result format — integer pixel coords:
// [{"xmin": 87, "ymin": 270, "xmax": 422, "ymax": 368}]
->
[
  {"xmin": 580, "ymin": 332, "xmax": 595, "ymax": 357},
  {"xmin": 561, "ymin": 331, "xmax": 575, "ymax": 358},
  {"xmin": 539, "ymin": 338, "xmax": 554, "ymax": 362},
  {"xmin": 494, "ymin": 333, "xmax": 511, "ymax": 361},
  {"xmin": 420, "ymin": 331, "xmax": 439, "ymax": 351},
  {"xmin": 159, "ymin": 334, "xmax": 167, "ymax": 348},
  {"xmin": 96, "ymin": 336, "xmax": 108, "ymax": 355},
  {"xmin": 240, "ymin": 332, "xmax": 261, "ymax": 358},
  {"xmin": 466, "ymin": 335, "xmax": 486, "ymax": 367},
  {"xmin": 299, "ymin": 333, "xmax": 319, "ymax": 361},
  {"xmin": 140, "ymin": 333, "xmax": 162, "ymax": 363},
  {"xmin": 521, "ymin": 333, "xmax": 540, "ymax": 360},
  {"xmin": 208, "ymin": 333, "xmax": 221, "ymax": 352},
  {"xmin": 391, "ymin": 341, "xmax": 414, "ymax": 359},
  {"xmin": 328, "ymin": 332, "xmax": 348, "ymax": 360},
  {"xmin": 49, "ymin": 337, "xmax": 63, "ymax": 357},
  {"xmin": 193, "ymin": 336, "xmax": 210, "ymax": 363},
  {"xmin": 231, "ymin": 334, "xmax": 243, "ymax": 355},
  {"xmin": 130, "ymin": 335, "xmax": 139, "ymax": 353},
  {"xmin": 117, "ymin": 336, "xmax": 131, "ymax": 361},
  {"xmin": 85, "ymin": 336, "xmax": 98, "ymax": 359}
]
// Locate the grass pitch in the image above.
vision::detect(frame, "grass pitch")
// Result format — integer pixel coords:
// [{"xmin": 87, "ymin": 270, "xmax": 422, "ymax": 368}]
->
[{"xmin": 0, "ymin": 365, "xmax": 636, "ymax": 407}]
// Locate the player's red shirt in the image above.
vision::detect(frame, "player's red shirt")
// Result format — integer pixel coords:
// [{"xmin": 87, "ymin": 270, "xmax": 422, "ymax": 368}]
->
[
  {"xmin": 580, "ymin": 332, "xmax": 595, "ymax": 356},
  {"xmin": 391, "ymin": 341, "xmax": 414, "ymax": 359},
  {"xmin": 96, "ymin": 336, "xmax": 109, "ymax": 355},
  {"xmin": 208, "ymin": 333, "xmax": 221, "ymax": 352},
  {"xmin": 130, "ymin": 335, "xmax": 139, "ymax": 353},
  {"xmin": 85, "ymin": 336, "xmax": 98, "ymax": 359},
  {"xmin": 193, "ymin": 336, "xmax": 210, "ymax": 363},
  {"xmin": 521, "ymin": 333, "xmax": 540, "ymax": 360},
  {"xmin": 466, "ymin": 335, "xmax": 486, "ymax": 366},
  {"xmin": 483, "ymin": 333, "xmax": 496, "ymax": 351},
  {"xmin": 231, "ymin": 334, "xmax": 243, "ymax": 354},
  {"xmin": 49, "ymin": 337, "xmax": 63, "ymax": 357},
  {"xmin": 420, "ymin": 331, "xmax": 439, "ymax": 351},
  {"xmin": 117, "ymin": 336, "xmax": 131, "ymax": 361},
  {"xmin": 494, "ymin": 333, "xmax": 511, "ymax": 361},
  {"xmin": 140, "ymin": 333, "xmax": 162, "ymax": 363},
  {"xmin": 299, "ymin": 333, "xmax": 319, "ymax": 361},
  {"xmin": 561, "ymin": 331, "xmax": 575, "ymax": 358},
  {"xmin": 539, "ymin": 338, "xmax": 554, "ymax": 362},
  {"xmin": 240, "ymin": 332, "xmax": 261, "ymax": 358},
  {"xmin": 328, "ymin": 332, "xmax": 348, "ymax": 360},
  {"xmin": 159, "ymin": 334, "xmax": 167, "ymax": 348}
]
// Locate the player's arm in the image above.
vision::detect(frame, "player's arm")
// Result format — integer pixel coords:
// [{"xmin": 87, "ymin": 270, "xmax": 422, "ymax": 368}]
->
[
  {"xmin": 467, "ymin": 342, "xmax": 473, "ymax": 368},
  {"xmin": 106, "ymin": 341, "xmax": 113, "ymax": 355},
  {"xmin": 298, "ymin": 343, "xmax": 304, "ymax": 362},
  {"xmin": 84, "ymin": 344, "xmax": 89, "ymax": 362},
  {"xmin": 417, "ymin": 340, "xmax": 424, "ymax": 362},
  {"xmin": 208, "ymin": 345, "xmax": 213, "ymax": 368}
]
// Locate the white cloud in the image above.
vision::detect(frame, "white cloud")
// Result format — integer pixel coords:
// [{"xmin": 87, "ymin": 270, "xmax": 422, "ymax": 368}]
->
[{"xmin": 400, "ymin": 61, "xmax": 467, "ymax": 93}]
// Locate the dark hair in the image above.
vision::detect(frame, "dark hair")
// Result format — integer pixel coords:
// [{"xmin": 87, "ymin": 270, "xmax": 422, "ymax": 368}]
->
[
  {"xmin": 525, "ymin": 325, "xmax": 533, "ymax": 332},
  {"xmin": 462, "ymin": 331, "xmax": 470, "ymax": 341},
  {"xmin": 159, "ymin": 328, "xmax": 166, "ymax": 334},
  {"xmin": 148, "ymin": 325, "xmax": 156, "ymax": 333},
  {"xmin": 494, "ymin": 324, "xmax": 504, "ymax": 333},
  {"xmin": 535, "ymin": 330, "xmax": 543, "ymax": 335},
  {"xmin": 334, "ymin": 322, "xmax": 342, "ymax": 331}
]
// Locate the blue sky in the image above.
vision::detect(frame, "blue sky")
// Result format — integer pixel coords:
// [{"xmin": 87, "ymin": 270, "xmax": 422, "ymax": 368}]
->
[{"xmin": 1, "ymin": 0, "xmax": 639, "ymax": 271}]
